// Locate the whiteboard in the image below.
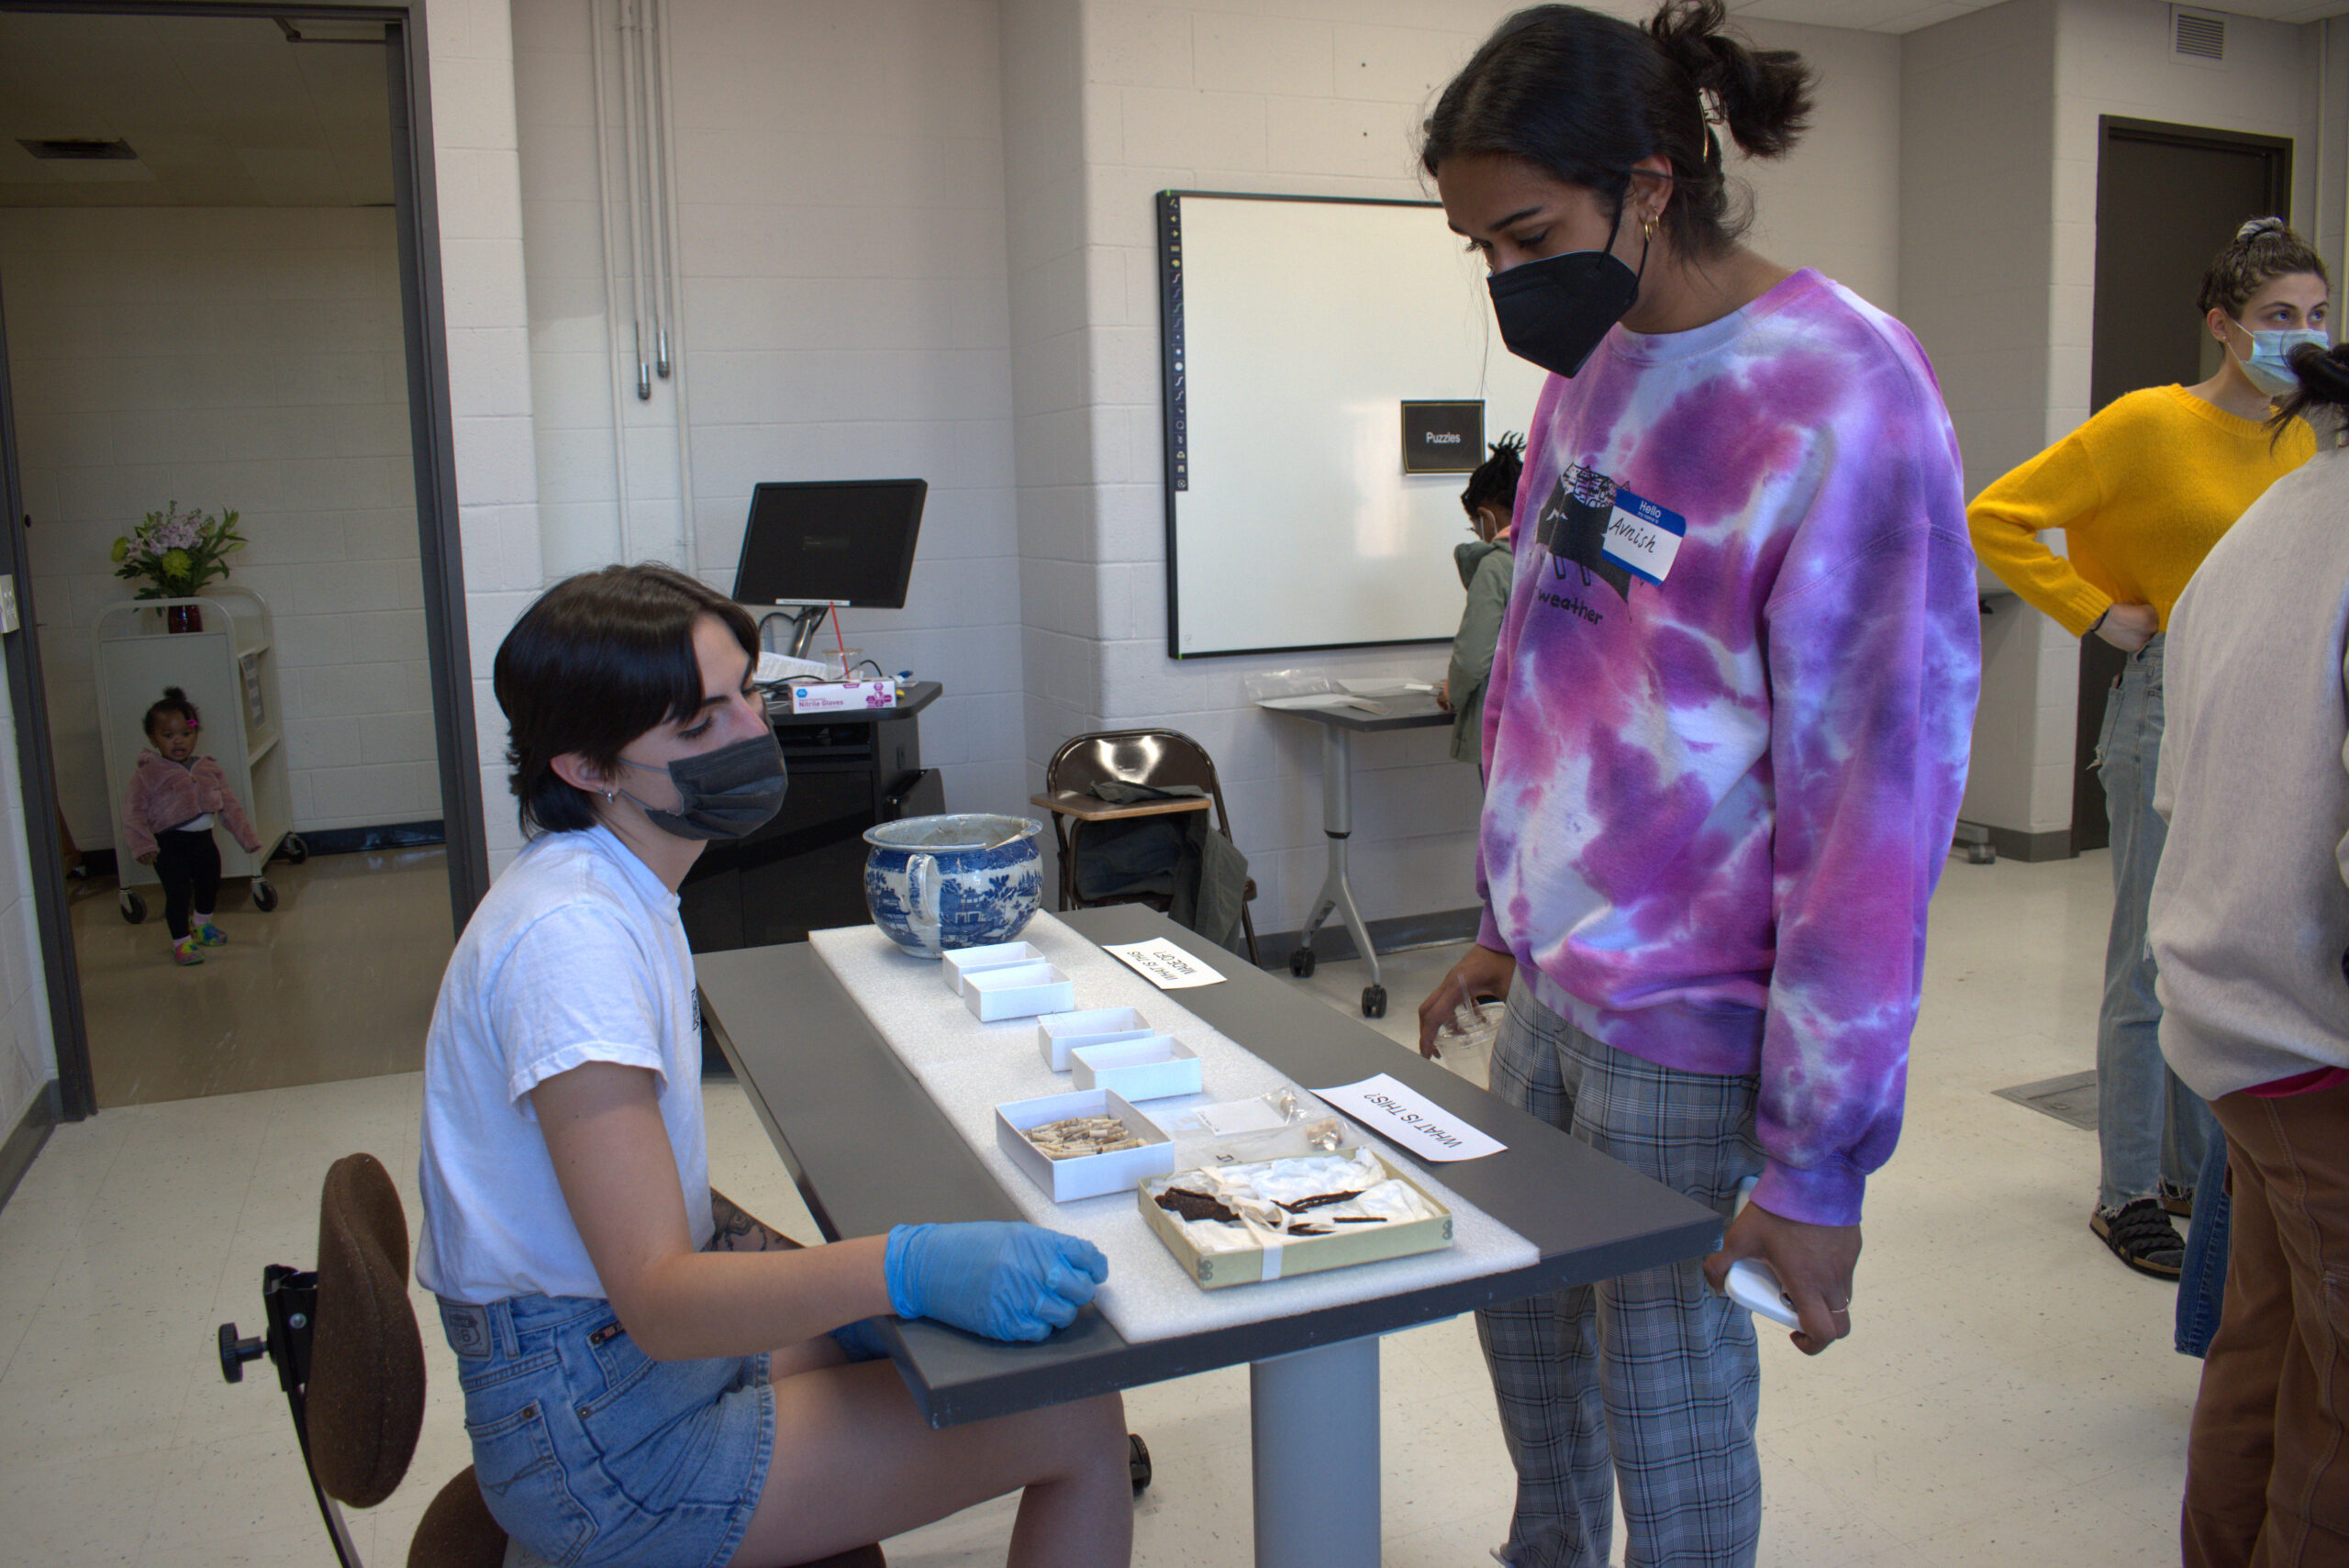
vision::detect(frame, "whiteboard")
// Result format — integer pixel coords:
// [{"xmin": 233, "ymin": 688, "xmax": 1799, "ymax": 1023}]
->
[{"xmin": 1160, "ymin": 192, "xmax": 1549, "ymax": 658}]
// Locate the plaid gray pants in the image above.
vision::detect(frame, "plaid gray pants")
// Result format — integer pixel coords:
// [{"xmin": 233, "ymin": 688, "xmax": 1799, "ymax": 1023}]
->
[{"xmin": 1477, "ymin": 980, "xmax": 1765, "ymax": 1568}]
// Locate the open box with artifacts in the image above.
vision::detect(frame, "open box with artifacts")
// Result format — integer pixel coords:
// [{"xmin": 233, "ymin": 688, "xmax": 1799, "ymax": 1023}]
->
[
  {"xmin": 996, "ymin": 1088, "xmax": 1177, "ymax": 1201},
  {"xmin": 1138, "ymin": 1146, "xmax": 1454, "ymax": 1289}
]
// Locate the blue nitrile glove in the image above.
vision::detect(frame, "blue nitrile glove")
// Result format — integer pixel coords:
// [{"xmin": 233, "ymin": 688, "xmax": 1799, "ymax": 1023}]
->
[{"xmin": 883, "ymin": 1221, "xmax": 1108, "ymax": 1342}]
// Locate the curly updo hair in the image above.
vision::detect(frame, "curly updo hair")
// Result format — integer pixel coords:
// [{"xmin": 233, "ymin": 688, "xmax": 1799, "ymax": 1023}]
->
[
  {"xmin": 2201, "ymin": 217, "xmax": 2329, "ymax": 317},
  {"xmin": 495, "ymin": 562, "xmax": 758, "ymax": 837},
  {"xmin": 1420, "ymin": 0, "xmax": 1815, "ymax": 260},
  {"xmin": 1460, "ymin": 432, "xmax": 1528, "ymax": 524}
]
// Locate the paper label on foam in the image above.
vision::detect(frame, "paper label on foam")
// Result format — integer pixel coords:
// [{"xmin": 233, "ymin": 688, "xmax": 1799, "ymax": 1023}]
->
[
  {"xmin": 1103, "ymin": 937, "xmax": 1225, "ymax": 989},
  {"xmin": 1315, "ymin": 1073, "xmax": 1507, "ymax": 1162}
]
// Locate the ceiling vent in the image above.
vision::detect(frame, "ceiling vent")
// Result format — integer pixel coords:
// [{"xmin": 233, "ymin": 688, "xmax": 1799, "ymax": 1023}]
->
[
  {"xmin": 2172, "ymin": 6, "xmax": 2227, "ymax": 63},
  {"xmin": 17, "ymin": 138, "xmax": 137, "ymax": 161}
]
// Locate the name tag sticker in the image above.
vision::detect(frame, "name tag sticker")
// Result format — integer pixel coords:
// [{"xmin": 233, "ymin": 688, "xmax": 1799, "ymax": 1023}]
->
[{"xmin": 1601, "ymin": 487, "xmax": 1687, "ymax": 585}]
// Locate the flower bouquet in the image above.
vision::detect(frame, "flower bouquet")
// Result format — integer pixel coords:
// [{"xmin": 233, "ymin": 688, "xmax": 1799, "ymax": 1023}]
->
[{"xmin": 111, "ymin": 503, "xmax": 246, "ymax": 631}]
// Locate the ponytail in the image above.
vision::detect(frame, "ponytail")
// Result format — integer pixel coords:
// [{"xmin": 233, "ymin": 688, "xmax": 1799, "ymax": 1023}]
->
[
  {"xmin": 2272, "ymin": 343, "xmax": 2349, "ymax": 446},
  {"xmin": 1421, "ymin": 0, "xmax": 1814, "ymax": 259},
  {"xmin": 1648, "ymin": 0, "xmax": 1810, "ymax": 161}
]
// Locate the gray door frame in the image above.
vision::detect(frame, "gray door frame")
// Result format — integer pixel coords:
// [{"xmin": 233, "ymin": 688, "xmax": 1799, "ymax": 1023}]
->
[{"xmin": 0, "ymin": 0, "xmax": 487, "ymax": 1120}]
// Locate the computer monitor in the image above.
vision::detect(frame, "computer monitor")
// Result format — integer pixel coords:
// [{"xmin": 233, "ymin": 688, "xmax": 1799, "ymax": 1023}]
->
[{"xmin": 732, "ymin": 479, "xmax": 928, "ymax": 607}]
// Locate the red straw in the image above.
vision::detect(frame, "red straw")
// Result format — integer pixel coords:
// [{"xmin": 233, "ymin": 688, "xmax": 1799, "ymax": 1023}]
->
[{"xmin": 831, "ymin": 606, "xmax": 849, "ymax": 661}]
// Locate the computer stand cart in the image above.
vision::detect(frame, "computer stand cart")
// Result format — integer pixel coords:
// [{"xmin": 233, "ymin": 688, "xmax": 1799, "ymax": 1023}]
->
[{"xmin": 95, "ymin": 588, "xmax": 307, "ymax": 925}]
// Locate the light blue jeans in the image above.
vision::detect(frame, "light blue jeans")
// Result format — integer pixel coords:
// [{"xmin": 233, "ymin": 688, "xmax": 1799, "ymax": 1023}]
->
[
  {"xmin": 2176, "ymin": 1125, "xmax": 2232, "ymax": 1356},
  {"xmin": 2093, "ymin": 634, "xmax": 2216, "ymax": 1213}
]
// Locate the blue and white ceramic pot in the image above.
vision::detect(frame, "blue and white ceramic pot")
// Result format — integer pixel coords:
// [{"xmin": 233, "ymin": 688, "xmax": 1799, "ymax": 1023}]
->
[{"xmin": 863, "ymin": 814, "xmax": 1044, "ymax": 958}]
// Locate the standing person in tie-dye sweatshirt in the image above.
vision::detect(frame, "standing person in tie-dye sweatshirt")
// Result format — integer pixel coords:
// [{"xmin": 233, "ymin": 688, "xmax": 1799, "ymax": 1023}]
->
[{"xmin": 1412, "ymin": 6, "xmax": 1980, "ymax": 1565}]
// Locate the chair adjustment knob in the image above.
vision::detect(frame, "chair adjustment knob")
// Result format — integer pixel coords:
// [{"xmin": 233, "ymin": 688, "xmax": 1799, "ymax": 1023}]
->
[{"xmin": 217, "ymin": 1321, "xmax": 265, "ymax": 1384}]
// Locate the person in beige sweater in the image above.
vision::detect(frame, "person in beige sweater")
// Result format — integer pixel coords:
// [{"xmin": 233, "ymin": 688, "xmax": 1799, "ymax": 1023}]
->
[{"xmin": 2149, "ymin": 340, "xmax": 2349, "ymax": 1566}]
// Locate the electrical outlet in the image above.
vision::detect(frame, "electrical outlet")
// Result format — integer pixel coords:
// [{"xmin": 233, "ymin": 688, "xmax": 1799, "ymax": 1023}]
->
[{"xmin": 0, "ymin": 574, "xmax": 18, "ymax": 634}]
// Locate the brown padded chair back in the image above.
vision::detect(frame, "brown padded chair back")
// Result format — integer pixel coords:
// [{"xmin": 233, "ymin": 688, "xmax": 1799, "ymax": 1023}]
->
[
  {"xmin": 310, "ymin": 1151, "xmax": 426, "ymax": 1510},
  {"xmin": 1046, "ymin": 729, "xmax": 1231, "ymax": 828}
]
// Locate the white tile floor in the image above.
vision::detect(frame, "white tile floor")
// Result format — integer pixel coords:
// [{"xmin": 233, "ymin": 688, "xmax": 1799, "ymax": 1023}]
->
[{"xmin": 0, "ymin": 849, "xmax": 2192, "ymax": 1567}]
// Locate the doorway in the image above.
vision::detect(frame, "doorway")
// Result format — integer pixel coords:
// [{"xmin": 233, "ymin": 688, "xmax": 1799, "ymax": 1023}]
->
[
  {"xmin": 0, "ymin": 2, "xmax": 485, "ymax": 1118},
  {"xmin": 2075, "ymin": 117, "xmax": 2291, "ymax": 851}
]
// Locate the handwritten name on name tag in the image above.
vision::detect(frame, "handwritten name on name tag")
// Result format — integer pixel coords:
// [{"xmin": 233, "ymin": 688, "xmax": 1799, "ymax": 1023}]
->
[{"xmin": 1600, "ymin": 486, "xmax": 1687, "ymax": 586}]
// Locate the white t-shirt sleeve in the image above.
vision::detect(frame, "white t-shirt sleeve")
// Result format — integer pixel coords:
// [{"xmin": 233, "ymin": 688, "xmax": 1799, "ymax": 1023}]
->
[{"xmin": 489, "ymin": 901, "xmax": 670, "ymax": 1110}]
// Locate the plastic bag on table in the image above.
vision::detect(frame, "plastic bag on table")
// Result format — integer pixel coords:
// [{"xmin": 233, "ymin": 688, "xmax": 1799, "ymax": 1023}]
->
[
  {"xmin": 1152, "ymin": 1083, "xmax": 1352, "ymax": 1170},
  {"xmin": 1242, "ymin": 669, "xmax": 1385, "ymax": 715}
]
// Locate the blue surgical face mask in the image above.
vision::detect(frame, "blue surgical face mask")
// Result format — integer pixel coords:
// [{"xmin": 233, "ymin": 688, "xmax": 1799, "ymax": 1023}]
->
[{"xmin": 2230, "ymin": 322, "xmax": 2330, "ymax": 397}]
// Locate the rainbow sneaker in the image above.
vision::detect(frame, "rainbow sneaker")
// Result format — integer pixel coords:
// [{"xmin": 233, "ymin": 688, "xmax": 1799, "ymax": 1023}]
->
[
  {"xmin": 195, "ymin": 922, "xmax": 228, "ymax": 948},
  {"xmin": 172, "ymin": 936, "xmax": 206, "ymax": 966}
]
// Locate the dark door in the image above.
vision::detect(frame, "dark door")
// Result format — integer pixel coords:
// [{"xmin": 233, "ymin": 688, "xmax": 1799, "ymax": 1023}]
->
[{"xmin": 2076, "ymin": 118, "xmax": 2290, "ymax": 851}]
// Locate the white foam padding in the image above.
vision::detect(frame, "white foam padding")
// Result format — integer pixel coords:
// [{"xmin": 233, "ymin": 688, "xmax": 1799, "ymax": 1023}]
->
[{"xmin": 808, "ymin": 912, "xmax": 1540, "ymax": 1344}]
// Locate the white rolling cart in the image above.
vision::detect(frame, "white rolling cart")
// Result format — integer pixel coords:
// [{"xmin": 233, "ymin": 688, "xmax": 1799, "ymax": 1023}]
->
[{"xmin": 95, "ymin": 588, "xmax": 307, "ymax": 925}]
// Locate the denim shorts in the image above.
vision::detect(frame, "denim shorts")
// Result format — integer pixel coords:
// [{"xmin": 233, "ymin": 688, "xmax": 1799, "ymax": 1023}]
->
[{"xmin": 438, "ymin": 1294, "xmax": 773, "ymax": 1568}]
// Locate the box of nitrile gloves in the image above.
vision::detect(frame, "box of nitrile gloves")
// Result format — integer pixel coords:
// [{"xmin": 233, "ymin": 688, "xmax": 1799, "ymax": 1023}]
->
[{"xmin": 788, "ymin": 679, "xmax": 898, "ymax": 713}]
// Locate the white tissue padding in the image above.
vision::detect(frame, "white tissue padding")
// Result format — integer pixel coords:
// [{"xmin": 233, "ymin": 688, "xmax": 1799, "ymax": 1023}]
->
[{"xmin": 807, "ymin": 913, "xmax": 1539, "ymax": 1344}]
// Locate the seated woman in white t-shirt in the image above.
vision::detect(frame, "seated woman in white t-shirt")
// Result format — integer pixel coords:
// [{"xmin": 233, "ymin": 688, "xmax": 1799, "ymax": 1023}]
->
[{"xmin": 416, "ymin": 562, "xmax": 1132, "ymax": 1568}]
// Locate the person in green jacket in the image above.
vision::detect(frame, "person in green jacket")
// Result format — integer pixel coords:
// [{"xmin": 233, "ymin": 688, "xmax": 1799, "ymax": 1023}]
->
[{"xmin": 1440, "ymin": 432, "xmax": 1526, "ymax": 763}]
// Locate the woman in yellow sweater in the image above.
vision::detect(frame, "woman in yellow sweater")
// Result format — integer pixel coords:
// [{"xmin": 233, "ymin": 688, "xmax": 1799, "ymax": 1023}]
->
[{"xmin": 1970, "ymin": 217, "xmax": 2327, "ymax": 1280}]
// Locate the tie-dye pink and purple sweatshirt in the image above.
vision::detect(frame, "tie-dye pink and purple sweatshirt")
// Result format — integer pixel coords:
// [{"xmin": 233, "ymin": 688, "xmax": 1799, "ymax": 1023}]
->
[{"xmin": 1478, "ymin": 268, "xmax": 1980, "ymax": 1227}]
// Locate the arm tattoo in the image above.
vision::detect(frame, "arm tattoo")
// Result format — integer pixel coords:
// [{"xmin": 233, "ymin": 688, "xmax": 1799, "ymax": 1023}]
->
[{"xmin": 705, "ymin": 1187, "xmax": 801, "ymax": 1253}]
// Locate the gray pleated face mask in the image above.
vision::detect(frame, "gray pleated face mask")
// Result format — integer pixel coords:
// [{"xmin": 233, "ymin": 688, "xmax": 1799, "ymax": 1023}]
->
[{"xmin": 617, "ymin": 732, "xmax": 788, "ymax": 840}]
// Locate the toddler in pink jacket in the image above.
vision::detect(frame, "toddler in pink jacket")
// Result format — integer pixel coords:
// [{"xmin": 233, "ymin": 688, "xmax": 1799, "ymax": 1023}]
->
[{"xmin": 121, "ymin": 686, "xmax": 262, "ymax": 965}]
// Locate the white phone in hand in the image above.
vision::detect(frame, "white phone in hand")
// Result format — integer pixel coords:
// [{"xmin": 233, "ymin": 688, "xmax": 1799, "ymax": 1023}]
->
[{"xmin": 1723, "ymin": 1257, "xmax": 1801, "ymax": 1329}]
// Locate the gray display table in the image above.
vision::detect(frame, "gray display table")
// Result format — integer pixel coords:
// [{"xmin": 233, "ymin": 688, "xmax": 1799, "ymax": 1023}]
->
[
  {"xmin": 1254, "ymin": 695, "xmax": 1453, "ymax": 1018},
  {"xmin": 697, "ymin": 906, "xmax": 1718, "ymax": 1568}
]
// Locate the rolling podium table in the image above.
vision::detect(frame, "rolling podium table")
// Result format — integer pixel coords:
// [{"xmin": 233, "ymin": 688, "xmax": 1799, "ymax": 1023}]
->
[
  {"xmin": 679, "ymin": 682, "xmax": 945, "ymax": 952},
  {"xmin": 697, "ymin": 906, "xmax": 1719, "ymax": 1568},
  {"xmin": 1256, "ymin": 695, "xmax": 1452, "ymax": 1018}
]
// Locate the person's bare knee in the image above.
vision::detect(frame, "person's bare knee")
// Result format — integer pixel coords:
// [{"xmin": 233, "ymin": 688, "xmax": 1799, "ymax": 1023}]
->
[{"xmin": 1031, "ymin": 1391, "xmax": 1128, "ymax": 1486}]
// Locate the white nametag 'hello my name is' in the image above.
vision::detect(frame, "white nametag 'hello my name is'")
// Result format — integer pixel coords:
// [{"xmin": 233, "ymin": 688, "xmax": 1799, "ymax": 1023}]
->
[{"xmin": 1600, "ymin": 486, "xmax": 1687, "ymax": 586}]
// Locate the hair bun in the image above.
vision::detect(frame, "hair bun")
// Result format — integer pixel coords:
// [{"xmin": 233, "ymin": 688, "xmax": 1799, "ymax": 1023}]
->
[
  {"xmin": 1648, "ymin": 0, "xmax": 1812, "ymax": 161},
  {"xmin": 161, "ymin": 686, "xmax": 186, "ymax": 702},
  {"xmin": 2237, "ymin": 216, "xmax": 2288, "ymax": 242}
]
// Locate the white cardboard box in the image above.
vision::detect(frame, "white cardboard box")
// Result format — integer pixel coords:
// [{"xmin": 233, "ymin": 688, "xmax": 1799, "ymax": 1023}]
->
[
  {"xmin": 996, "ymin": 1088, "xmax": 1175, "ymax": 1202},
  {"xmin": 1070, "ymin": 1035, "xmax": 1202, "ymax": 1102},
  {"xmin": 788, "ymin": 679, "xmax": 899, "ymax": 714},
  {"xmin": 941, "ymin": 940, "xmax": 1045, "ymax": 995},
  {"xmin": 1037, "ymin": 1006, "xmax": 1153, "ymax": 1071},
  {"xmin": 963, "ymin": 961, "xmax": 1075, "ymax": 1021}
]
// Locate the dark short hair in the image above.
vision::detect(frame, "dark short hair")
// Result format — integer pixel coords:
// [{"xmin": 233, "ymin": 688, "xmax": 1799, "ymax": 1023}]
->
[
  {"xmin": 1422, "ymin": 0, "xmax": 1813, "ymax": 261},
  {"xmin": 144, "ymin": 685, "xmax": 198, "ymax": 740},
  {"xmin": 2200, "ymin": 217, "xmax": 2329, "ymax": 317},
  {"xmin": 494, "ymin": 563, "xmax": 758, "ymax": 837},
  {"xmin": 1461, "ymin": 432, "xmax": 1528, "ymax": 521}
]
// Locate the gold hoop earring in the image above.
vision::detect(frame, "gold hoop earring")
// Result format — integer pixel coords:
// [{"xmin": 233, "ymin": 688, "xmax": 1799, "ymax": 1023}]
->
[{"xmin": 1642, "ymin": 215, "xmax": 1657, "ymax": 243}]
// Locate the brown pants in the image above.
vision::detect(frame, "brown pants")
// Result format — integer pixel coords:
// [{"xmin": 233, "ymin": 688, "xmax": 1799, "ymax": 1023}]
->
[{"xmin": 2183, "ymin": 1083, "xmax": 2349, "ymax": 1567}]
